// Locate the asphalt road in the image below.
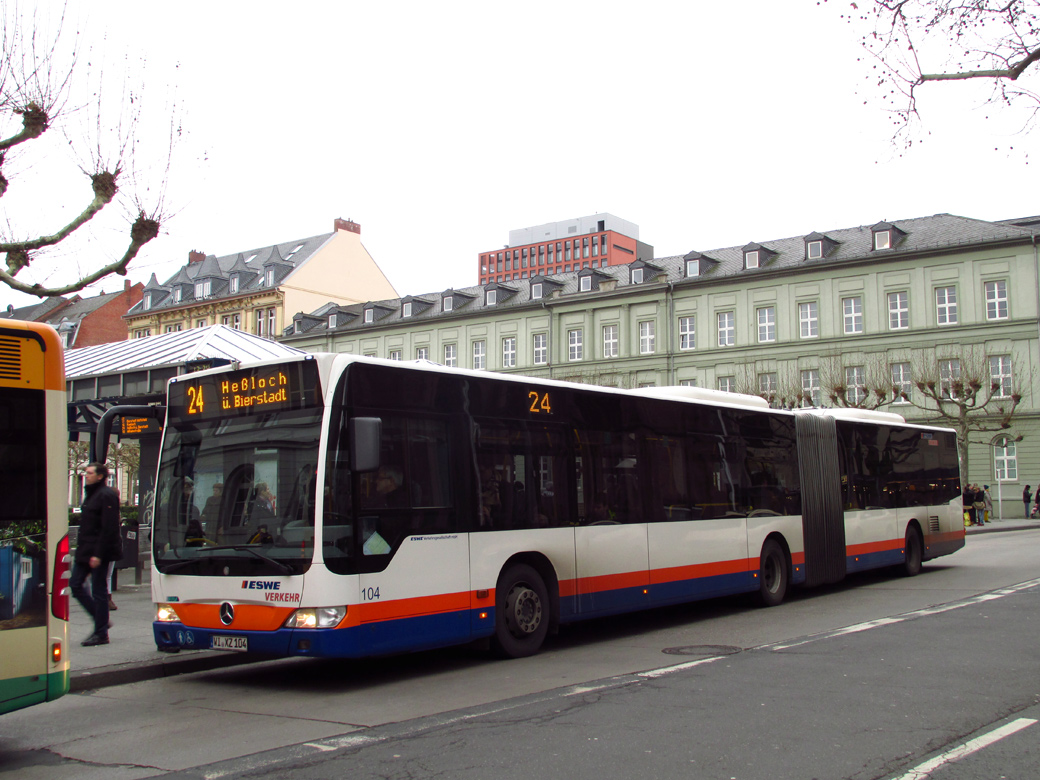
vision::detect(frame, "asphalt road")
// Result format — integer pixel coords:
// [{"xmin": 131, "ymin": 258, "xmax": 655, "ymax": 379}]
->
[{"xmin": 2, "ymin": 529, "xmax": 1038, "ymax": 780}]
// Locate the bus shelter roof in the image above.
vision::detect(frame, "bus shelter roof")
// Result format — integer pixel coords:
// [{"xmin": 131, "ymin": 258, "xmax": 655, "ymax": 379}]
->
[{"xmin": 65, "ymin": 325, "xmax": 305, "ymax": 379}]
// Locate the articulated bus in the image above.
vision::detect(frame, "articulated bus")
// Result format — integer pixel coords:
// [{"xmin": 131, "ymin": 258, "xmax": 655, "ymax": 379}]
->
[
  {"xmin": 144, "ymin": 354, "xmax": 964, "ymax": 660},
  {"xmin": 0, "ymin": 321, "xmax": 70, "ymax": 715}
]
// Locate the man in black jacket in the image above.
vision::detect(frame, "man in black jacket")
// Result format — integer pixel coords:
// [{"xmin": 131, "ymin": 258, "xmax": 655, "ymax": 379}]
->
[{"xmin": 71, "ymin": 462, "xmax": 122, "ymax": 646}]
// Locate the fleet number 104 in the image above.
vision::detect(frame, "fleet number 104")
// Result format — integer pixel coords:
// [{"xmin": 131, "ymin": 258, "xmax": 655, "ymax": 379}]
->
[{"xmin": 361, "ymin": 587, "xmax": 380, "ymax": 601}]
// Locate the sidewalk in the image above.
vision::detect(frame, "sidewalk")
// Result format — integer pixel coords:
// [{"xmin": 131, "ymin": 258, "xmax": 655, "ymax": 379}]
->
[
  {"xmin": 70, "ymin": 516, "xmax": 1040, "ymax": 692},
  {"xmin": 69, "ymin": 567, "xmax": 259, "ymax": 692}
]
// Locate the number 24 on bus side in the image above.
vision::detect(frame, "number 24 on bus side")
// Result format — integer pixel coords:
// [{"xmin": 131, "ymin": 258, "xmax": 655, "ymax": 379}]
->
[{"xmin": 528, "ymin": 391, "xmax": 551, "ymax": 414}]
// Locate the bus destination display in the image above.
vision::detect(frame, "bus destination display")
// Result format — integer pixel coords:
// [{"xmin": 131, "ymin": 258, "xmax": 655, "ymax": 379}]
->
[{"xmin": 169, "ymin": 360, "xmax": 320, "ymax": 421}]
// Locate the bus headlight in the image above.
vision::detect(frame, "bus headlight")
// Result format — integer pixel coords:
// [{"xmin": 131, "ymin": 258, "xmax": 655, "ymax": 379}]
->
[
  {"xmin": 156, "ymin": 603, "xmax": 182, "ymax": 623},
  {"xmin": 285, "ymin": 607, "xmax": 346, "ymax": 629}
]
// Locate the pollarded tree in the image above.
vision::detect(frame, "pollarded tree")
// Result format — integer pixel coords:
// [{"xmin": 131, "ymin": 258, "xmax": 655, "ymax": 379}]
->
[
  {"xmin": 840, "ymin": 0, "xmax": 1040, "ymax": 141},
  {"xmin": 0, "ymin": 3, "xmax": 173, "ymax": 298}
]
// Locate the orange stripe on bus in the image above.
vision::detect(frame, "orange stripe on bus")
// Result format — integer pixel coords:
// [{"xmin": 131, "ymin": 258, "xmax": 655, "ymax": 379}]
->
[
  {"xmin": 649, "ymin": 558, "xmax": 752, "ymax": 586},
  {"xmin": 175, "ymin": 603, "xmax": 296, "ymax": 631},
  {"xmin": 357, "ymin": 591, "xmax": 472, "ymax": 622},
  {"xmin": 925, "ymin": 529, "xmax": 965, "ymax": 544},
  {"xmin": 847, "ymin": 539, "xmax": 901, "ymax": 557}
]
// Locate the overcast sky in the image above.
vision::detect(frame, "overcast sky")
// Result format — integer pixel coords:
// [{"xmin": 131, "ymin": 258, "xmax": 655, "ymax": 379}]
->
[{"xmin": 1, "ymin": 0, "xmax": 1036, "ymax": 312}]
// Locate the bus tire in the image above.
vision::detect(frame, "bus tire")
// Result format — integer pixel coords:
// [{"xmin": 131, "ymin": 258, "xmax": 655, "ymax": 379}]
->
[
  {"xmin": 902, "ymin": 526, "xmax": 923, "ymax": 577},
  {"xmin": 757, "ymin": 539, "xmax": 788, "ymax": 607},
  {"xmin": 493, "ymin": 564, "xmax": 549, "ymax": 658}
]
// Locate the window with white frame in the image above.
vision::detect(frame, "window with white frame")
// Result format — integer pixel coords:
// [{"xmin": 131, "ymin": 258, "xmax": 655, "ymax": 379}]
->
[
  {"xmin": 533, "ymin": 333, "xmax": 547, "ymax": 365},
  {"xmin": 388, "ymin": 350, "xmax": 402, "ymax": 361},
  {"xmin": 531, "ymin": 283, "xmax": 543, "ymax": 300},
  {"xmin": 994, "ymin": 437, "xmax": 1018, "ymax": 481},
  {"xmin": 939, "ymin": 358, "xmax": 961, "ymax": 399},
  {"xmin": 679, "ymin": 379, "xmax": 697, "ymax": 387},
  {"xmin": 195, "ymin": 279, "xmax": 210, "ymax": 299},
  {"xmin": 807, "ymin": 240, "xmax": 822, "ymax": 259},
  {"xmin": 801, "ymin": 369, "xmax": 821, "ymax": 406},
  {"xmin": 891, "ymin": 362, "xmax": 912, "ymax": 404},
  {"xmin": 745, "ymin": 250, "xmax": 759, "ymax": 269},
  {"xmin": 443, "ymin": 296, "xmax": 453, "ymax": 312},
  {"xmin": 265, "ymin": 268, "xmax": 275, "ymax": 286},
  {"xmin": 364, "ymin": 309, "xmax": 374, "ymax": 324},
  {"xmin": 845, "ymin": 365, "xmax": 866, "ymax": 405},
  {"xmin": 685, "ymin": 259, "xmax": 699, "ymax": 278},
  {"xmin": 757, "ymin": 306, "xmax": 775, "ymax": 343},
  {"xmin": 402, "ymin": 302, "xmax": 413, "ymax": 317},
  {"xmin": 143, "ymin": 293, "xmax": 152, "ymax": 310},
  {"xmin": 631, "ymin": 267, "xmax": 644, "ymax": 284},
  {"xmin": 888, "ymin": 291, "xmax": 909, "ymax": 330},
  {"xmin": 134, "ymin": 328, "xmax": 151, "ymax": 339},
  {"xmin": 165, "ymin": 323, "xmax": 183, "ymax": 333},
  {"xmin": 472, "ymin": 340, "xmax": 486, "ymax": 370},
  {"xmin": 985, "ymin": 280, "xmax": 1008, "ymax": 320},
  {"xmin": 568, "ymin": 329, "xmax": 583, "ymax": 361},
  {"xmin": 502, "ymin": 336, "xmax": 516, "ymax": 368},
  {"xmin": 196, "ymin": 319, "xmax": 207, "ymax": 328},
  {"xmin": 678, "ymin": 316, "xmax": 695, "ymax": 350},
  {"xmin": 173, "ymin": 288, "xmax": 182, "ymax": 303},
  {"xmin": 718, "ymin": 376, "xmax": 735, "ymax": 393},
  {"xmin": 602, "ymin": 324, "xmax": 619, "ymax": 358},
  {"xmin": 443, "ymin": 344, "xmax": 457, "ymax": 367},
  {"xmin": 799, "ymin": 301, "xmax": 818, "ymax": 338},
  {"xmin": 416, "ymin": 346, "xmax": 429, "ymax": 360},
  {"xmin": 842, "ymin": 296, "xmax": 863, "ymax": 334},
  {"xmin": 256, "ymin": 309, "xmax": 266, "ymax": 336},
  {"xmin": 717, "ymin": 311, "xmax": 735, "ymax": 346},
  {"xmin": 267, "ymin": 308, "xmax": 276, "ymax": 336},
  {"xmin": 990, "ymin": 354, "xmax": 1013, "ymax": 397},
  {"xmin": 486, "ymin": 290, "xmax": 497, "ymax": 306},
  {"xmin": 579, "ymin": 276, "xmax": 592, "ymax": 292},
  {"xmin": 874, "ymin": 230, "xmax": 891, "ymax": 250},
  {"xmin": 758, "ymin": 372, "xmax": 777, "ymax": 396},
  {"xmin": 229, "ymin": 276, "xmax": 239, "ymax": 294},
  {"xmin": 639, "ymin": 320, "xmax": 655, "ymax": 354},
  {"xmin": 935, "ymin": 286, "xmax": 958, "ymax": 325}
]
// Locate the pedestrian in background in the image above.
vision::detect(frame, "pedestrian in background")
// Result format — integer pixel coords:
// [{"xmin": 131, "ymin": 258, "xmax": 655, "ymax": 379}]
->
[
  {"xmin": 982, "ymin": 485, "xmax": 993, "ymax": 525},
  {"xmin": 70, "ymin": 462, "xmax": 121, "ymax": 646},
  {"xmin": 1024, "ymin": 485, "xmax": 1032, "ymax": 519}
]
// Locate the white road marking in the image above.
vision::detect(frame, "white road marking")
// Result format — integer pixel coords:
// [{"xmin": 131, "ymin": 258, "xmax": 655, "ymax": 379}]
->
[{"xmin": 891, "ymin": 718, "xmax": 1037, "ymax": 780}]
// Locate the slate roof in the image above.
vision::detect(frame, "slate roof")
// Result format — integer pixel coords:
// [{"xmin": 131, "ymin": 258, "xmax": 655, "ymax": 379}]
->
[
  {"xmin": 126, "ymin": 232, "xmax": 336, "ymax": 315},
  {"xmin": 285, "ymin": 213, "xmax": 1034, "ymax": 341},
  {"xmin": 65, "ymin": 324, "xmax": 304, "ymax": 378}
]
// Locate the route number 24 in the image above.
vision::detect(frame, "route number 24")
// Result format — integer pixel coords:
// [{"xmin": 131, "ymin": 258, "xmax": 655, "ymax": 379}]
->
[{"xmin": 528, "ymin": 391, "xmax": 552, "ymax": 414}]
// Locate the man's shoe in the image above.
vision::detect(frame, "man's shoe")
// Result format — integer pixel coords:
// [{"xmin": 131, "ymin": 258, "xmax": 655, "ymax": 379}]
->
[
  {"xmin": 81, "ymin": 633, "xmax": 110, "ymax": 647},
  {"xmin": 108, "ymin": 596, "xmax": 118, "ymax": 611}
]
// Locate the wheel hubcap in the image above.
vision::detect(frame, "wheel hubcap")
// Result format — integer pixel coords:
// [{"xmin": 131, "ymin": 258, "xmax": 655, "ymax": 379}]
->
[{"xmin": 507, "ymin": 584, "xmax": 541, "ymax": 636}]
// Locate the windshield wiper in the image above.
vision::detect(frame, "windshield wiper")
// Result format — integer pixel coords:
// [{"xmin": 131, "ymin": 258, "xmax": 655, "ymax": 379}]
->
[
  {"xmin": 229, "ymin": 545, "xmax": 295, "ymax": 575},
  {"xmin": 159, "ymin": 546, "xmax": 295, "ymax": 575}
]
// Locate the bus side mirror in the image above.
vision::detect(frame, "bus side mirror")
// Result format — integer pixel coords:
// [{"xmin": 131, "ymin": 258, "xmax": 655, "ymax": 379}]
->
[{"xmin": 349, "ymin": 417, "xmax": 381, "ymax": 473}]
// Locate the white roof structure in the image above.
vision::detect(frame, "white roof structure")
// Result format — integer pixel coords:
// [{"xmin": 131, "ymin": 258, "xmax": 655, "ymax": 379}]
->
[{"xmin": 65, "ymin": 325, "xmax": 305, "ymax": 379}]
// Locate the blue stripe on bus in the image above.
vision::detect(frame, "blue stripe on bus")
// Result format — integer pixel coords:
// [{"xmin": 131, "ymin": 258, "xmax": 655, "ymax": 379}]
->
[{"xmin": 845, "ymin": 548, "xmax": 905, "ymax": 573}]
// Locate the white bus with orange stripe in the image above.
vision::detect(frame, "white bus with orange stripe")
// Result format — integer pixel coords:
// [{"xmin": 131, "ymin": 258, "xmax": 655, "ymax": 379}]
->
[
  {"xmin": 1, "ymin": 321, "xmax": 71, "ymax": 714},
  {"xmin": 141, "ymin": 354, "xmax": 964, "ymax": 659}
]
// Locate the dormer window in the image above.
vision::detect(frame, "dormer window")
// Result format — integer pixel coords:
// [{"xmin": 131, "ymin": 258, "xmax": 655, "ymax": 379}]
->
[
  {"xmin": 874, "ymin": 230, "xmax": 891, "ymax": 250},
  {"xmin": 486, "ymin": 289, "xmax": 497, "ymax": 306},
  {"xmin": 173, "ymin": 288, "xmax": 182, "ymax": 303},
  {"xmin": 531, "ymin": 282, "xmax": 543, "ymax": 300},
  {"xmin": 807, "ymin": 241, "xmax": 822, "ymax": 259},
  {"xmin": 744, "ymin": 250, "xmax": 760, "ymax": 269},
  {"xmin": 143, "ymin": 293, "xmax": 152, "ymax": 310},
  {"xmin": 328, "ymin": 313, "xmax": 337, "ymax": 328},
  {"xmin": 364, "ymin": 309, "xmax": 374, "ymax": 324},
  {"xmin": 194, "ymin": 280, "xmax": 210, "ymax": 298},
  {"xmin": 687, "ymin": 260, "xmax": 700, "ymax": 278},
  {"xmin": 402, "ymin": 302, "xmax": 413, "ymax": 317},
  {"xmin": 443, "ymin": 295, "xmax": 453, "ymax": 312},
  {"xmin": 871, "ymin": 222, "xmax": 906, "ymax": 251},
  {"xmin": 265, "ymin": 268, "xmax": 275, "ymax": 286},
  {"xmin": 580, "ymin": 276, "xmax": 592, "ymax": 292},
  {"xmin": 631, "ymin": 267, "xmax": 644, "ymax": 284}
]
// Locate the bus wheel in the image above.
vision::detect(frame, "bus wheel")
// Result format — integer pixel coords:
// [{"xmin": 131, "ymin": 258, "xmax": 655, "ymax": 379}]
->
[
  {"xmin": 493, "ymin": 564, "xmax": 549, "ymax": 658},
  {"xmin": 758, "ymin": 539, "xmax": 788, "ymax": 607},
  {"xmin": 902, "ymin": 526, "xmax": 923, "ymax": 577}
]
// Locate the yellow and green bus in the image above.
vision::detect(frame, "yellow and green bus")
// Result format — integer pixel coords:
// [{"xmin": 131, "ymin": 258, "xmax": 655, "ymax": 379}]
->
[{"xmin": 0, "ymin": 320, "xmax": 70, "ymax": 715}]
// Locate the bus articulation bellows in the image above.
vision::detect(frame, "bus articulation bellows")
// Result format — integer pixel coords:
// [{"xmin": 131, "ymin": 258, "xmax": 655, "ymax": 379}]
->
[{"xmin": 137, "ymin": 354, "xmax": 963, "ymax": 660}]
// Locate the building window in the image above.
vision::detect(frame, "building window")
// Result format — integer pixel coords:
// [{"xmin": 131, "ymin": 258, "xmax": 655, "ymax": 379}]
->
[
  {"xmin": 631, "ymin": 267, "xmax": 644, "ymax": 284},
  {"xmin": 685, "ymin": 259, "xmax": 699, "ymax": 278},
  {"xmin": 194, "ymin": 280, "xmax": 210, "ymax": 299},
  {"xmin": 679, "ymin": 379, "xmax": 696, "ymax": 387},
  {"xmin": 579, "ymin": 276, "xmax": 592, "ymax": 292},
  {"xmin": 402, "ymin": 302, "xmax": 413, "ymax": 317},
  {"xmin": 801, "ymin": 369, "xmax": 821, "ymax": 406},
  {"xmin": 935, "ymin": 286, "xmax": 958, "ymax": 325},
  {"xmin": 758, "ymin": 372, "xmax": 777, "ymax": 396},
  {"xmin": 533, "ymin": 333, "xmax": 547, "ymax": 365},
  {"xmin": 639, "ymin": 320, "xmax": 655, "ymax": 354},
  {"xmin": 807, "ymin": 240, "xmax": 822, "ymax": 259},
  {"xmin": 744, "ymin": 250, "xmax": 759, "ymax": 269},
  {"xmin": 985, "ymin": 280, "xmax": 1008, "ymax": 320},
  {"xmin": 173, "ymin": 288, "xmax": 182, "ymax": 303},
  {"xmin": 486, "ymin": 290, "xmax": 497, "ymax": 306},
  {"xmin": 717, "ymin": 311, "xmax": 735, "ymax": 347},
  {"xmin": 531, "ymin": 283, "xmax": 543, "ymax": 300},
  {"xmin": 134, "ymin": 328, "xmax": 151, "ymax": 339},
  {"xmin": 229, "ymin": 276, "xmax": 239, "ymax": 294},
  {"xmin": 196, "ymin": 319, "xmax": 207, "ymax": 328},
  {"xmin": 990, "ymin": 354, "xmax": 1013, "ymax": 398},
  {"xmin": 874, "ymin": 230, "xmax": 891, "ymax": 250},
  {"xmin": 265, "ymin": 268, "xmax": 275, "ymax": 286},
  {"xmin": 602, "ymin": 324, "xmax": 619, "ymax": 359},
  {"xmin": 256, "ymin": 309, "xmax": 266, "ymax": 336},
  {"xmin": 799, "ymin": 301, "xmax": 818, "ymax": 338},
  {"xmin": 678, "ymin": 316, "xmax": 695, "ymax": 350},
  {"xmin": 568, "ymin": 329, "xmax": 583, "ymax": 361},
  {"xmin": 718, "ymin": 376, "xmax": 735, "ymax": 393},
  {"xmin": 757, "ymin": 306, "xmax": 775, "ymax": 343},
  {"xmin": 472, "ymin": 340, "xmax": 486, "ymax": 370},
  {"xmin": 268, "ymin": 309, "xmax": 276, "ymax": 336},
  {"xmin": 842, "ymin": 296, "xmax": 863, "ymax": 334},
  {"xmin": 502, "ymin": 337, "xmax": 516, "ymax": 368},
  {"xmin": 443, "ymin": 296, "xmax": 453, "ymax": 312},
  {"xmin": 416, "ymin": 346, "xmax": 429, "ymax": 360},
  {"xmin": 994, "ymin": 437, "xmax": 1018, "ymax": 481},
  {"xmin": 143, "ymin": 293, "xmax": 152, "ymax": 311},
  {"xmin": 444, "ymin": 344, "xmax": 457, "ymax": 367},
  {"xmin": 845, "ymin": 365, "xmax": 866, "ymax": 405},
  {"xmin": 389, "ymin": 350, "xmax": 402, "ymax": 361},
  {"xmin": 165, "ymin": 323, "xmax": 183, "ymax": 333},
  {"xmin": 888, "ymin": 291, "xmax": 909, "ymax": 330},
  {"xmin": 891, "ymin": 362, "xmax": 912, "ymax": 404},
  {"xmin": 364, "ymin": 309, "xmax": 374, "ymax": 324},
  {"xmin": 939, "ymin": 358, "xmax": 961, "ymax": 399}
]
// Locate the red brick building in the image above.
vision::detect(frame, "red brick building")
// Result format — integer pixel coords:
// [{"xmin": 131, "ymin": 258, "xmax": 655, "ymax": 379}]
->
[{"xmin": 1, "ymin": 280, "xmax": 143, "ymax": 348}]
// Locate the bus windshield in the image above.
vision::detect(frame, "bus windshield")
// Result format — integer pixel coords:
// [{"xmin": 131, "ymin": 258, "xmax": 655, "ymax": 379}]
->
[{"xmin": 152, "ymin": 406, "xmax": 322, "ymax": 576}]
